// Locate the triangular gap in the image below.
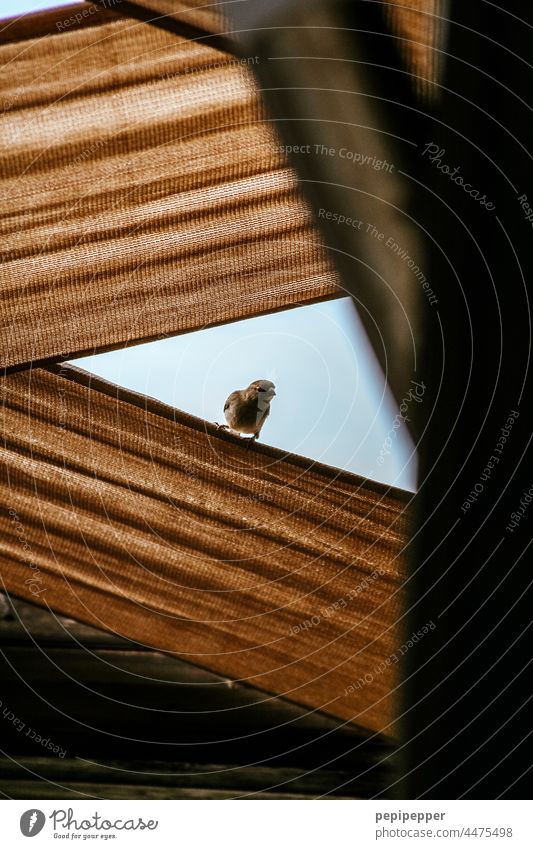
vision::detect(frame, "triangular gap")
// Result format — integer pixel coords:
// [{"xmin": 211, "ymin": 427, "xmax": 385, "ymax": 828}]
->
[{"xmin": 72, "ymin": 297, "xmax": 417, "ymax": 491}]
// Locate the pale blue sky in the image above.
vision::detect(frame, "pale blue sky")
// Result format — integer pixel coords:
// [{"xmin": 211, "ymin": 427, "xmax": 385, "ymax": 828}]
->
[{"xmin": 5, "ymin": 0, "xmax": 417, "ymax": 491}]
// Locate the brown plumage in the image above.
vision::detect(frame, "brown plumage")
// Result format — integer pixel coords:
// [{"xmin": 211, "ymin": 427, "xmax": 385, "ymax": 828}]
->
[{"xmin": 218, "ymin": 379, "xmax": 276, "ymax": 443}]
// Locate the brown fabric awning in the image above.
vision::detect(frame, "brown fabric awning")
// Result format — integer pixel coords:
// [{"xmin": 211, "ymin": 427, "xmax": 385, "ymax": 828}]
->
[
  {"xmin": 0, "ymin": 364, "xmax": 409, "ymax": 733},
  {"xmin": 126, "ymin": 0, "xmax": 444, "ymax": 100},
  {"xmin": 0, "ymin": 3, "xmax": 340, "ymax": 371},
  {"xmin": 118, "ymin": 0, "xmax": 226, "ymax": 35}
]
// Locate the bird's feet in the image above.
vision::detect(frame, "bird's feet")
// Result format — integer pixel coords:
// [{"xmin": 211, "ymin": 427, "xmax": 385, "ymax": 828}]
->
[
  {"xmin": 245, "ymin": 435, "xmax": 258, "ymax": 450},
  {"xmin": 214, "ymin": 422, "xmax": 229, "ymax": 431}
]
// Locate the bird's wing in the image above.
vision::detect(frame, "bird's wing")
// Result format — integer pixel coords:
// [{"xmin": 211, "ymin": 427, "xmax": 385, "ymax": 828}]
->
[
  {"xmin": 223, "ymin": 390, "xmax": 240, "ymax": 412},
  {"xmin": 255, "ymin": 404, "xmax": 270, "ymax": 434}
]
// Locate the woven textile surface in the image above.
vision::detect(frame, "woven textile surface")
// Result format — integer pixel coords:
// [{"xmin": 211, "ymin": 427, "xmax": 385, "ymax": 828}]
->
[
  {"xmin": 122, "ymin": 0, "xmax": 444, "ymax": 96},
  {"xmin": 0, "ymin": 1, "xmax": 432, "ymax": 732},
  {"xmin": 0, "ymin": 365, "xmax": 410, "ymax": 732}
]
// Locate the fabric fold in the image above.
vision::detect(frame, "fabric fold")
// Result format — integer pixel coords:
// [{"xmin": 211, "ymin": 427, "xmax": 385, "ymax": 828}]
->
[{"xmin": 0, "ymin": 365, "xmax": 410, "ymax": 732}]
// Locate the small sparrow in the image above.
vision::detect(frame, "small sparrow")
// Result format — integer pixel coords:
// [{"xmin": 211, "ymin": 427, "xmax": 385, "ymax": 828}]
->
[{"xmin": 217, "ymin": 379, "xmax": 276, "ymax": 444}]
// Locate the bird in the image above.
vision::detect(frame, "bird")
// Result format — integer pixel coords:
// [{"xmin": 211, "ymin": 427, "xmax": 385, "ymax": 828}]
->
[{"xmin": 217, "ymin": 379, "xmax": 276, "ymax": 445}]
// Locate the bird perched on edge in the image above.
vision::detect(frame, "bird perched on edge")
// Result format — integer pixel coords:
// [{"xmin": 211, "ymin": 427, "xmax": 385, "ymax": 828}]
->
[{"xmin": 217, "ymin": 379, "xmax": 276, "ymax": 445}]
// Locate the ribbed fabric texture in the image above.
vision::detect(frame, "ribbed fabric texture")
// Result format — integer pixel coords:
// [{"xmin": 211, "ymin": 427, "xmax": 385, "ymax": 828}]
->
[
  {"xmin": 120, "ymin": 0, "xmax": 228, "ymax": 34},
  {"xmin": 0, "ymin": 0, "xmax": 436, "ymax": 731},
  {"xmin": 0, "ymin": 4, "xmax": 339, "ymax": 370},
  {"xmin": 0, "ymin": 365, "xmax": 409, "ymax": 732},
  {"xmin": 123, "ymin": 0, "xmax": 444, "ymax": 97}
]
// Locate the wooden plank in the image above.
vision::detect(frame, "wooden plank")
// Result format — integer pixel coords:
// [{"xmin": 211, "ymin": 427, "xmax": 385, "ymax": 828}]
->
[{"xmin": 0, "ymin": 757, "xmax": 363, "ymax": 798}]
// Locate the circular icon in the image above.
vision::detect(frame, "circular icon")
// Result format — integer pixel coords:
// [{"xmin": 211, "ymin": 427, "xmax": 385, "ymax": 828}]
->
[{"xmin": 20, "ymin": 810, "xmax": 46, "ymax": 837}]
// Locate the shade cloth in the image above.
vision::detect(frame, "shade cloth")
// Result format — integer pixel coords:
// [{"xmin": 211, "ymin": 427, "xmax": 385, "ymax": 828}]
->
[
  {"xmin": 125, "ymin": 0, "xmax": 443, "ymax": 100},
  {"xmin": 0, "ymin": 0, "xmax": 438, "ymax": 732},
  {"xmin": 0, "ymin": 3, "xmax": 340, "ymax": 370},
  {"xmin": 0, "ymin": 364, "xmax": 409, "ymax": 732}
]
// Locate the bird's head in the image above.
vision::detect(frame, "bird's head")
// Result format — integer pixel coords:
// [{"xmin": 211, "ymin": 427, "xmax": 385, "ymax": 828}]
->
[{"xmin": 249, "ymin": 379, "xmax": 276, "ymax": 402}]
